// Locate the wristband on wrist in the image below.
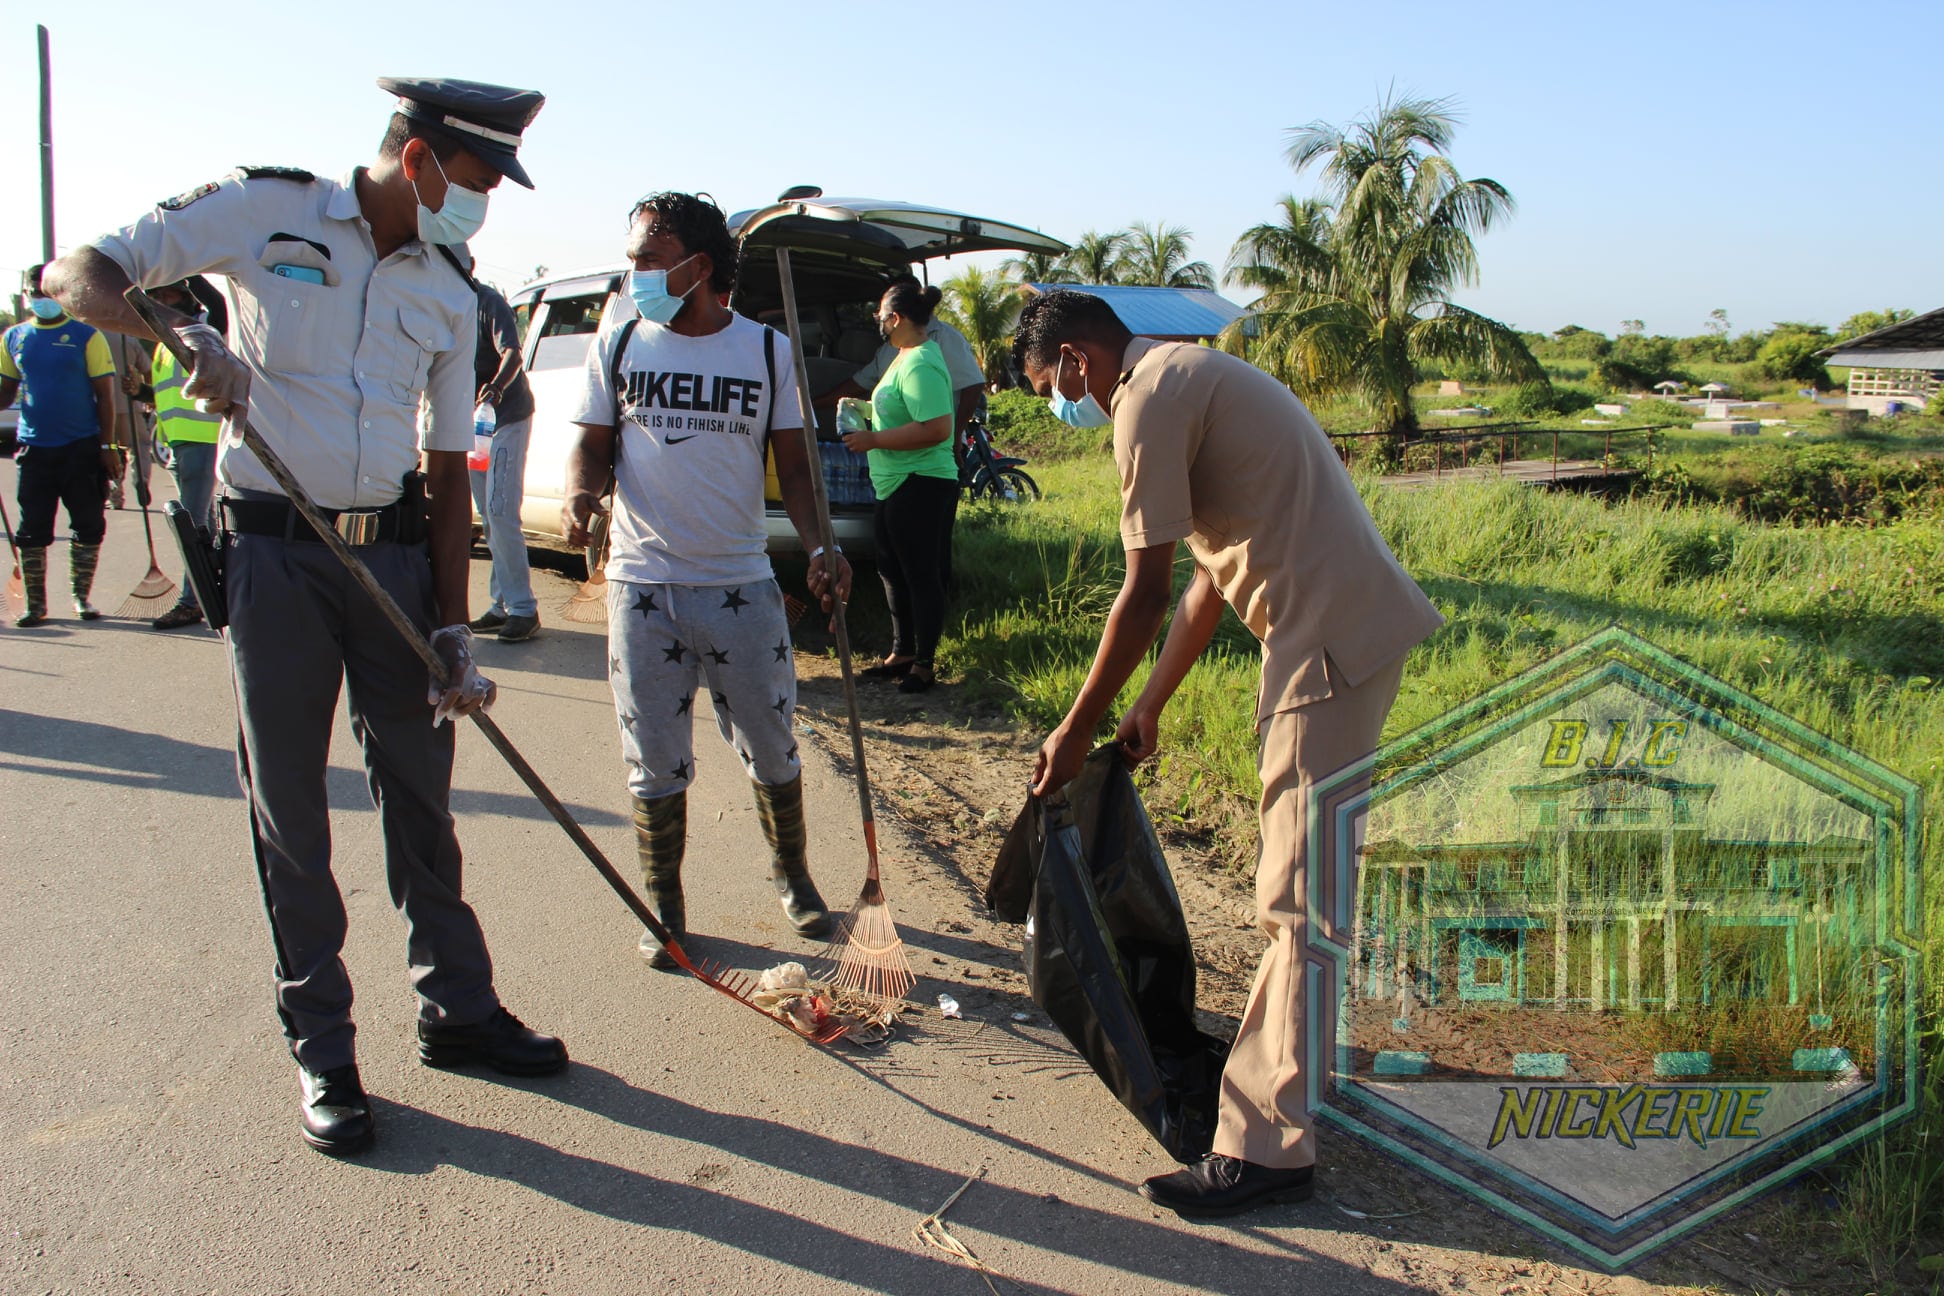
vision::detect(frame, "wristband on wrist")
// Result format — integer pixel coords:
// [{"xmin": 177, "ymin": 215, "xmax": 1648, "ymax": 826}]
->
[{"xmin": 809, "ymin": 545, "xmax": 842, "ymax": 561}]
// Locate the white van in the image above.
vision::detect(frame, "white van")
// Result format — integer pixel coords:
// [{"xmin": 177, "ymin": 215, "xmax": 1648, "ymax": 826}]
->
[{"xmin": 506, "ymin": 191, "xmax": 1066, "ymax": 564}]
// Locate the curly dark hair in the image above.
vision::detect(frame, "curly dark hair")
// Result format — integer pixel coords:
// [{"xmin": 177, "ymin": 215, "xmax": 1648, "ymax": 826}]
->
[
  {"xmin": 1011, "ymin": 289, "xmax": 1131, "ymax": 376},
  {"xmin": 626, "ymin": 191, "xmax": 739, "ymax": 294}
]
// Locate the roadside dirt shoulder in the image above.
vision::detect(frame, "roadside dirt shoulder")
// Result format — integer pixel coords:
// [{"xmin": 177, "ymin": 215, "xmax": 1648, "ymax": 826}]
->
[{"xmin": 792, "ymin": 652, "xmax": 1875, "ymax": 1296}]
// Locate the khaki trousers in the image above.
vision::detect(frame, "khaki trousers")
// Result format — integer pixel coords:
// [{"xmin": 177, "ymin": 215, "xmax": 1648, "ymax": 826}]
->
[{"xmin": 1212, "ymin": 653, "xmax": 1405, "ymax": 1168}]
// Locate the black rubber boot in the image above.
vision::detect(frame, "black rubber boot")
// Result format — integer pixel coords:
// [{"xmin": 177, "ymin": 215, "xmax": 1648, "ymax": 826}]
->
[
  {"xmin": 70, "ymin": 542, "xmax": 102, "ymax": 620},
  {"xmin": 632, "ymin": 791, "xmax": 687, "ymax": 971},
  {"xmin": 15, "ymin": 548, "xmax": 48, "ymax": 627},
  {"xmin": 754, "ymin": 775, "xmax": 832, "ymax": 938}
]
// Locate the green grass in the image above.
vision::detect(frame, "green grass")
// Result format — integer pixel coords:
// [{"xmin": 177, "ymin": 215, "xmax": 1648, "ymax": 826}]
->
[{"xmin": 932, "ymin": 451, "xmax": 1943, "ymax": 1268}]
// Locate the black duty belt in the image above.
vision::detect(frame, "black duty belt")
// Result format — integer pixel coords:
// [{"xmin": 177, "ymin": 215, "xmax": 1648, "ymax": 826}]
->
[{"xmin": 223, "ymin": 497, "xmax": 411, "ymax": 546}]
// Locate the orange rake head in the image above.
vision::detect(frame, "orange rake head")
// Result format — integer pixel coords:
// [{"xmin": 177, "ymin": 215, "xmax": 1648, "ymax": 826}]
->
[{"xmin": 662, "ymin": 943, "xmax": 851, "ymax": 1046}]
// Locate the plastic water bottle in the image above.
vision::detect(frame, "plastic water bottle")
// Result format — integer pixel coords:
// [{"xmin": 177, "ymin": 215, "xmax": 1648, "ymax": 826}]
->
[{"xmin": 468, "ymin": 400, "xmax": 495, "ymax": 470}]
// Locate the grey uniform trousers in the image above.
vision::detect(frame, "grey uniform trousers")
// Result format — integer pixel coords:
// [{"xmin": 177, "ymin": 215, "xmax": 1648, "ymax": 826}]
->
[{"xmin": 226, "ymin": 531, "xmax": 499, "ymax": 1073}]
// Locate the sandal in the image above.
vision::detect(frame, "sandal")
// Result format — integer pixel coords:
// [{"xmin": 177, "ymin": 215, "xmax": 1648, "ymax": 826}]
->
[
  {"xmin": 859, "ymin": 657, "xmax": 914, "ymax": 680},
  {"xmin": 897, "ymin": 663, "xmax": 937, "ymax": 694}
]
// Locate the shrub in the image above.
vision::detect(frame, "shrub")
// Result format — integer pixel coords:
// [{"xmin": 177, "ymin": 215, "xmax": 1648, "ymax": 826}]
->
[
  {"xmin": 1634, "ymin": 445, "xmax": 1944, "ymax": 525},
  {"xmin": 1756, "ymin": 329, "xmax": 1834, "ymax": 388},
  {"xmin": 1500, "ymin": 381, "xmax": 1595, "ymax": 417}
]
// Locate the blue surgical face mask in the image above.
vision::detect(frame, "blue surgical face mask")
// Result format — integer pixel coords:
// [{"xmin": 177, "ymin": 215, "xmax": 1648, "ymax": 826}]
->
[
  {"xmin": 414, "ymin": 153, "xmax": 489, "ymax": 246},
  {"xmin": 29, "ymin": 296, "xmax": 64, "ymax": 321},
  {"xmin": 627, "ymin": 256, "xmax": 702, "ymax": 326},
  {"xmin": 1047, "ymin": 352, "xmax": 1111, "ymax": 429}
]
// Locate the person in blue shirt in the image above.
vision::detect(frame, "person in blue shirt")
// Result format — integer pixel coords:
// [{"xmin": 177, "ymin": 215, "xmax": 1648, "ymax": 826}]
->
[{"xmin": 0, "ymin": 263, "xmax": 122, "ymax": 626}]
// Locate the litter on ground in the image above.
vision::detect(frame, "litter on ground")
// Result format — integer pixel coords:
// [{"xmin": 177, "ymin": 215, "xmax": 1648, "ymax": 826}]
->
[{"xmin": 753, "ymin": 961, "xmax": 903, "ymax": 1045}]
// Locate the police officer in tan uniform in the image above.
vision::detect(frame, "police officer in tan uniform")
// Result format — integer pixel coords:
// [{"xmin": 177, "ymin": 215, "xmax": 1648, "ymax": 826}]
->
[
  {"xmin": 1016, "ymin": 289, "xmax": 1445, "ymax": 1217},
  {"xmin": 46, "ymin": 77, "xmax": 566, "ymax": 1157}
]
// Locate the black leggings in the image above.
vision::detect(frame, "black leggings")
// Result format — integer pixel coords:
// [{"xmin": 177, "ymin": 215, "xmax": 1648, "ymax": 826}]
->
[{"xmin": 872, "ymin": 472, "xmax": 957, "ymax": 664}]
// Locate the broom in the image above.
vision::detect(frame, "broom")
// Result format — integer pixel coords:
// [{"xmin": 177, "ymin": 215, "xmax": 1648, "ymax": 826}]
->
[
  {"xmin": 1, "ymin": 492, "xmax": 22, "ymax": 622},
  {"xmin": 115, "ymin": 380, "xmax": 178, "ymax": 617},
  {"xmin": 774, "ymin": 247, "xmax": 915, "ymax": 1010},
  {"xmin": 125, "ymin": 286, "xmax": 847, "ymax": 1047},
  {"xmin": 557, "ymin": 498, "xmax": 612, "ymax": 623}
]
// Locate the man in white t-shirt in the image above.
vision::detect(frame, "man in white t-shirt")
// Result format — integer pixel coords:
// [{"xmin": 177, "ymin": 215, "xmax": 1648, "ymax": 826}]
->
[{"xmin": 565, "ymin": 191, "xmax": 854, "ymax": 969}]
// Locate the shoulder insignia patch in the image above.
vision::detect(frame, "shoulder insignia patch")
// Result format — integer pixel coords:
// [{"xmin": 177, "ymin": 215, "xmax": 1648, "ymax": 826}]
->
[
  {"xmin": 236, "ymin": 165, "xmax": 316, "ymax": 183},
  {"xmin": 158, "ymin": 181, "xmax": 221, "ymax": 212}
]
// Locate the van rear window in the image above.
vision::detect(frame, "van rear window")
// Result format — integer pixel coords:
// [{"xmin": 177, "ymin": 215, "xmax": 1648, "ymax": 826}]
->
[{"xmin": 538, "ymin": 296, "xmax": 606, "ymax": 338}]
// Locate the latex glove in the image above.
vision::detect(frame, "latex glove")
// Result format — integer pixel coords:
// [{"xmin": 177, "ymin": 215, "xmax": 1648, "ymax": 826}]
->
[
  {"xmin": 177, "ymin": 322, "xmax": 251, "ymax": 416},
  {"xmin": 428, "ymin": 625, "xmax": 497, "ymax": 725}
]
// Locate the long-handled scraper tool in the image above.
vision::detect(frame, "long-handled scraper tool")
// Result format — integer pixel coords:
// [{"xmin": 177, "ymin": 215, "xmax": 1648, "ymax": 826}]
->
[{"xmin": 0, "ymin": 492, "xmax": 23, "ymax": 622}]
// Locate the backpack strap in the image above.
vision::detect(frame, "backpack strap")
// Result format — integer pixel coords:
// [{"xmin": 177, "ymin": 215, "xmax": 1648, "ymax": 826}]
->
[
  {"xmin": 610, "ymin": 317, "xmax": 640, "ymax": 437},
  {"xmin": 601, "ymin": 314, "xmax": 641, "ymax": 494}
]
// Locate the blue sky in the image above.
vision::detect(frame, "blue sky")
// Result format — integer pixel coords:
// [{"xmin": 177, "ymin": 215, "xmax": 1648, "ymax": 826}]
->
[{"xmin": 4, "ymin": 0, "xmax": 1937, "ymax": 337}]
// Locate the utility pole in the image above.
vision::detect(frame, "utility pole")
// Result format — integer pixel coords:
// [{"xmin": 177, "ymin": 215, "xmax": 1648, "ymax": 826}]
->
[{"xmin": 39, "ymin": 24, "xmax": 56, "ymax": 263}]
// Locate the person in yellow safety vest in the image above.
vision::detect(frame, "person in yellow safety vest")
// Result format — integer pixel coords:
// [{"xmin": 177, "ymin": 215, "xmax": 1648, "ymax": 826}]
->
[{"xmin": 147, "ymin": 279, "xmax": 225, "ymax": 630}]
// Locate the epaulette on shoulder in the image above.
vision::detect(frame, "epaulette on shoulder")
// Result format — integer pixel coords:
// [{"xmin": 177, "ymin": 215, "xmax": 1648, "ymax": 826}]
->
[{"xmin": 235, "ymin": 166, "xmax": 316, "ymax": 183}]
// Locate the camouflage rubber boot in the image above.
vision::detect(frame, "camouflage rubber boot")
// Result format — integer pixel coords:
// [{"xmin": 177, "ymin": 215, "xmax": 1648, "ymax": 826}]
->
[
  {"xmin": 15, "ymin": 548, "xmax": 48, "ymax": 627},
  {"xmin": 632, "ymin": 791, "xmax": 687, "ymax": 971},
  {"xmin": 69, "ymin": 542, "xmax": 102, "ymax": 620},
  {"xmin": 753, "ymin": 775, "xmax": 832, "ymax": 938}
]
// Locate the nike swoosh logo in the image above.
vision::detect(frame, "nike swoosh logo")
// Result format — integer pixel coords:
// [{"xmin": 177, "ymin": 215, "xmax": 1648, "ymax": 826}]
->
[{"xmin": 665, "ymin": 435, "xmax": 697, "ymax": 445}]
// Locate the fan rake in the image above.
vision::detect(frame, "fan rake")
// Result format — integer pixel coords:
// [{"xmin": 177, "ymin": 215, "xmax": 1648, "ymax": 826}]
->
[{"xmin": 774, "ymin": 248, "xmax": 916, "ymax": 1013}]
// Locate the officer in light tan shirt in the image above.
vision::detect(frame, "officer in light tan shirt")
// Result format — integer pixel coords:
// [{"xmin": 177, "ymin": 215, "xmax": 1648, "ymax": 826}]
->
[{"xmin": 1017, "ymin": 289, "xmax": 1444, "ymax": 1218}]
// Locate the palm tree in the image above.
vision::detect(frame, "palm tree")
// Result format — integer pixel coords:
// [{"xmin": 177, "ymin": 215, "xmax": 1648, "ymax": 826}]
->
[
  {"xmin": 1118, "ymin": 221, "xmax": 1215, "ymax": 289},
  {"xmin": 1221, "ymin": 95, "xmax": 1544, "ymax": 437},
  {"xmin": 1057, "ymin": 230, "xmax": 1128, "ymax": 285},
  {"xmin": 999, "ymin": 249, "xmax": 1062, "ymax": 284},
  {"xmin": 940, "ymin": 265, "xmax": 1022, "ymax": 385}
]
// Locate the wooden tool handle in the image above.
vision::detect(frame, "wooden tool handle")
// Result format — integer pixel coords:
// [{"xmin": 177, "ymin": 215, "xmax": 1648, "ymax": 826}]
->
[
  {"xmin": 774, "ymin": 250, "xmax": 878, "ymax": 854},
  {"xmin": 122, "ymin": 286, "xmax": 693, "ymax": 955}
]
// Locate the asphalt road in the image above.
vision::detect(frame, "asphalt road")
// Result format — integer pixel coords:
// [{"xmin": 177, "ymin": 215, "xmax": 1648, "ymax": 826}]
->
[{"xmin": 0, "ymin": 464, "xmax": 1468, "ymax": 1296}]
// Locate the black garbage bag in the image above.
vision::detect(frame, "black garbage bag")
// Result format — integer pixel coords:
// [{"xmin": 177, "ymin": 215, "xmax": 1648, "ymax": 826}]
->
[{"xmin": 987, "ymin": 746, "xmax": 1229, "ymax": 1163}]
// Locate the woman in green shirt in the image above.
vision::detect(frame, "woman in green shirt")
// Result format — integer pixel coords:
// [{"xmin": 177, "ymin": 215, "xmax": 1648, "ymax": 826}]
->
[{"xmin": 840, "ymin": 280, "xmax": 958, "ymax": 693}]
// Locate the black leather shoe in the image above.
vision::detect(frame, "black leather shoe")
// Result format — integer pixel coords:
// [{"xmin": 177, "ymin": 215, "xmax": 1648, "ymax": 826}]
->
[
  {"xmin": 418, "ymin": 1007, "xmax": 568, "ymax": 1076},
  {"xmin": 299, "ymin": 1063, "xmax": 373, "ymax": 1156},
  {"xmin": 1138, "ymin": 1155, "xmax": 1313, "ymax": 1218}
]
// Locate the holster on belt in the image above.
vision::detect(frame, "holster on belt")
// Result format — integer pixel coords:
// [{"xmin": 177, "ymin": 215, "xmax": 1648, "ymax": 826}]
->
[
  {"xmin": 397, "ymin": 470, "xmax": 429, "ymax": 546},
  {"xmin": 164, "ymin": 500, "xmax": 228, "ymax": 630}
]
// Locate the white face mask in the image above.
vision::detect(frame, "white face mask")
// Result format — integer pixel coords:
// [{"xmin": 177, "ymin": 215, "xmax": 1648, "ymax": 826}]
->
[
  {"xmin": 1047, "ymin": 352, "xmax": 1111, "ymax": 429},
  {"xmin": 414, "ymin": 152, "xmax": 489, "ymax": 245},
  {"xmin": 626, "ymin": 255, "xmax": 702, "ymax": 325}
]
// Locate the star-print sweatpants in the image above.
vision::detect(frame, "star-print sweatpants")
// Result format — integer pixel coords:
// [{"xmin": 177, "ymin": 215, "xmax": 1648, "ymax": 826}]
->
[{"xmin": 607, "ymin": 577, "xmax": 800, "ymax": 800}]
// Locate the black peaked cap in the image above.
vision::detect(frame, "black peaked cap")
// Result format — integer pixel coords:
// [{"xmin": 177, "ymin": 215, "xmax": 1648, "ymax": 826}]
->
[{"xmin": 379, "ymin": 76, "xmax": 545, "ymax": 188}]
